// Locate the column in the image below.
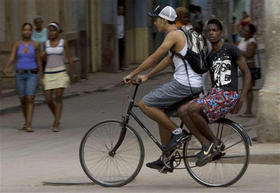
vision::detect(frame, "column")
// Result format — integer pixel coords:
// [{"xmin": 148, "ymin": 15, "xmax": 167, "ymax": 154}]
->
[
  {"xmin": 101, "ymin": 0, "xmax": 118, "ymax": 72},
  {"xmin": 257, "ymin": 0, "xmax": 280, "ymax": 142},
  {"xmin": 88, "ymin": 0, "xmax": 102, "ymax": 72},
  {"xmin": 126, "ymin": 0, "xmax": 149, "ymax": 66}
]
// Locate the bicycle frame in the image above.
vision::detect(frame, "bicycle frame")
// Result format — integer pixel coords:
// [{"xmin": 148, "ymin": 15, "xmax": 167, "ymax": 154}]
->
[
  {"xmin": 110, "ymin": 84, "xmax": 165, "ymax": 156},
  {"xmin": 109, "ymin": 83, "xmax": 252, "ymax": 158}
]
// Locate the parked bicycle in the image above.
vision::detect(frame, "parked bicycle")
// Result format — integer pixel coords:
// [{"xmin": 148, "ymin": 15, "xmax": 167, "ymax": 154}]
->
[{"xmin": 79, "ymin": 83, "xmax": 251, "ymax": 187}]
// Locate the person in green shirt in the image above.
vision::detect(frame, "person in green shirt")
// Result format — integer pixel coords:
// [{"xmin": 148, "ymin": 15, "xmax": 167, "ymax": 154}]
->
[{"xmin": 31, "ymin": 16, "xmax": 48, "ymax": 51}]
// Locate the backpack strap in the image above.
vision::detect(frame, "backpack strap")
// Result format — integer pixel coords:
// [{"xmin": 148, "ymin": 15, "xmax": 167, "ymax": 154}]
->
[
  {"xmin": 169, "ymin": 29, "xmax": 195, "ymax": 96},
  {"xmin": 175, "ymin": 52, "xmax": 194, "ymax": 96}
]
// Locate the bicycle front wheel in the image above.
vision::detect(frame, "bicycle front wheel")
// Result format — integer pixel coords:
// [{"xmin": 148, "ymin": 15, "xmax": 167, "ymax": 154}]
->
[
  {"xmin": 79, "ymin": 120, "xmax": 145, "ymax": 187},
  {"xmin": 183, "ymin": 119, "xmax": 249, "ymax": 187}
]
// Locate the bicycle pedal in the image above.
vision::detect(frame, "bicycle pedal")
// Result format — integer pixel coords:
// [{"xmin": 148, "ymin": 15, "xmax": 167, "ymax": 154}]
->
[{"xmin": 159, "ymin": 166, "xmax": 173, "ymax": 174}]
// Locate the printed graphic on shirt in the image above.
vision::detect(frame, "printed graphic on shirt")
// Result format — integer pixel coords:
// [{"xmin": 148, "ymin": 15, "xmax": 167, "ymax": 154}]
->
[
  {"xmin": 212, "ymin": 57, "xmax": 232, "ymax": 87},
  {"xmin": 207, "ymin": 43, "xmax": 240, "ymax": 91}
]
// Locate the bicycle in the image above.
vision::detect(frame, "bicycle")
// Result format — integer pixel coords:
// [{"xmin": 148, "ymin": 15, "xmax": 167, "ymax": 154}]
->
[{"xmin": 79, "ymin": 83, "xmax": 252, "ymax": 187}]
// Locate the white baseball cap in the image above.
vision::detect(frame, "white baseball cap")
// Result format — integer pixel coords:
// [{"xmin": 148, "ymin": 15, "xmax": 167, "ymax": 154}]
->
[{"xmin": 148, "ymin": 5, "xmax": 177, "ymax": 22}]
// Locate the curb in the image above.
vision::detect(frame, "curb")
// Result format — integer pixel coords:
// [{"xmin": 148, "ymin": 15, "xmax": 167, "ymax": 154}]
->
[
  {"xmin": 249, "ymin": 154, "xmax": 280, "ymax": 165},
  {"xmin": 0, "ymin": 71, "xmax": 172, "ymax": 115},
  {"xmin": 0, "ymin": 83, "xmax": 119, "ymax": 115}
]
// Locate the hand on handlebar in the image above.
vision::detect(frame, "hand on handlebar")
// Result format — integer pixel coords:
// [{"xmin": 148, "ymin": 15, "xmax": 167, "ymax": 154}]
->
[
  {"xmin": 123, "ymin": 74, "xmax": 134, "ymax": 84},
  {"xmin": 136, "ymin": 74, "xmax": 148, "ymax": 84},
  {"xmin": 123, "ymin": 74, "xmax": 148, "ymax": 85}
]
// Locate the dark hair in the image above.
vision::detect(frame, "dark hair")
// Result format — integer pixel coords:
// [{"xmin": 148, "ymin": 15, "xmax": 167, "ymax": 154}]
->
[
  {"xmin": 48, "ymin": 21, "xmax": 63, "ymax": 33},
  {"xmin": 189, "ymin": 4, "xmax": 201, "ymax": 13},
  {"xmin": 22, "ymin": 23, "xmax": 33, "ymax": 30},
  {"xmin": 207, "ymin": 18, "xmax": 223, "ymax": 31},
  {"xmin": 247, "ymin": 24, "xmax": 256, "ymax": 35}
]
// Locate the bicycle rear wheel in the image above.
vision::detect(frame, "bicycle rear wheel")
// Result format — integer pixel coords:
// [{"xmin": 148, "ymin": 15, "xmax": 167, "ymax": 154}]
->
[
  {"xmin": 183, "ymin": 119, "xmax": 249, "ymax": 187},
  {"xmin": 79, "ymin": 120, "xmax": 144, "ymax": 187}
]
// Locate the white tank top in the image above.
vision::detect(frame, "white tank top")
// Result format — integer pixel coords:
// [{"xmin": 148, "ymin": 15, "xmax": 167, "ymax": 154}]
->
[
  {"xmin": 170, "ymin": 30, "xmax": 202, "ymax": 88},
  {"xmin": 45, "ymin": 39, "xmax": 66, "ymax": 72},
  {"xmin": 237, "ymin": 37, "xmax": 256, "ymax": 63}
]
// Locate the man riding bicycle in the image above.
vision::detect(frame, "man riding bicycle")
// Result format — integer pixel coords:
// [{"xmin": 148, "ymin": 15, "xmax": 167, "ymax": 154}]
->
[
  {"xmin": 123, "ymin": 5, "xmax": 203, "ymax": 171},
  {"xmin": 178, "ymin": 19, "xmax": 251, "ymax": 167}
]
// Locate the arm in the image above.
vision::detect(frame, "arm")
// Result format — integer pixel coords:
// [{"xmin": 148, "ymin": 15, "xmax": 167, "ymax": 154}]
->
[
  {"xmin": 239, "ymin": 42, "xmax": 256, "ymax": 59},
  {"xmin": 64, "ymin": 40, "xmax": 78, "ymax": 83},
  {"xmin": 124, "ymin": 32, "xmax": 176, "ymax": 83},
  {"xmin": 3, "ymin": 42, "xmax": 18, "ymax": 75},
  {"xmin": 209, "ymin": 71, "xmax": 215, "ymax": 88},
  {"xmin": 232, "ymin": 56, "xmax": 252, "ymax": 113},
  {"xmin": 34, "ymin": 42, "xmax": 43, "ymax": 79},
  {"xmin": 147, "ymin": 55, "xmax": 172, "ymax": 78},
  {"xmin": 41, "ymin": 43, "xmax": 47, "ymax": 64},
  {"xmin": 137, "ymin": 55, "xmax": 172, "ymax": 83}
]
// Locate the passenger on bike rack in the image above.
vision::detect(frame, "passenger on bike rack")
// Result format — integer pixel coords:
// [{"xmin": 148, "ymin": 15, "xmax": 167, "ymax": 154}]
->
[
  {"xmin": 178, "ymin": 19, "xmax": 252, "ymax": 167},
  {"xmin": 123, "ymin": 5, "xmax": 203, "ymax": 172}
]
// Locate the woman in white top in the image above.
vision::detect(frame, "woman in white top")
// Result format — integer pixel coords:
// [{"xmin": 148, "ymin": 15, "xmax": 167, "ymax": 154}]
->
[
  {"xmin": 43, "ymin": 22, "xmax": 78, "ymax": 132},
  {"xmin": 237, "ymin": 23, "xmax": 257, "ymax": 117}
]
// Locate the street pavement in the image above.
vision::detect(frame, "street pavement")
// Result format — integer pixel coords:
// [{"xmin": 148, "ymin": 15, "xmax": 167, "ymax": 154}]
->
[{"xmin": 0, "ymin": 67, "xmax": 279, "ymax": 193}]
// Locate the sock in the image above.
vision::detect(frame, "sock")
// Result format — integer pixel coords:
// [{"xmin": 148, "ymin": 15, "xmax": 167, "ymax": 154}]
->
[{"xmin": 172, "ymin": 128, "xmax": 182, "ymax": 135}]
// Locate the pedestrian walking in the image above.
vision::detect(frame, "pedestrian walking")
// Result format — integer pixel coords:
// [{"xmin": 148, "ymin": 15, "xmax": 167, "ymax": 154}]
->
[
  {"xmin": 237, "ymin": 23, "xmax": 257, "ymax": 117},
  {"xmin": 31, "ymin": 16, "xmax": 48, "ymax": 51},
  {"xmin": 240, "ymin": 11, "xmax": 252, "ymax": 32},
  {"xmin": 231, "ymin": 16, "xmax": 239, "ymax": 44},
  {"xmin": 3, "ymin": 23, "xmax": 42, "ymax": 132},
  {"xmin": 175, "ymin": 7, "xmax": 192, "ymax": 28},
  {"xmin": 117, "ymin": 5, "xmax": 126, "ymax": 70},
  {"xmin": 42, "ymin": 22, "xmax": 78, "ymax": 132},
  {"xmin": 190, "ymin": 4, "xmax": 203, "ymax": 34}
]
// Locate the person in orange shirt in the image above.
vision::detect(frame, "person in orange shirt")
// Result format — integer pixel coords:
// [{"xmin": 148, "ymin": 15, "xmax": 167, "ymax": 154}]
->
[{"xmin": 175, "ymin": 7, "xmax": 192, "ymax": 28}]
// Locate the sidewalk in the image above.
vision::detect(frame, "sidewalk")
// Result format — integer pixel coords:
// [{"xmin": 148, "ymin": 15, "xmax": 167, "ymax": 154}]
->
[
  {"xmin": 0, "ymin": 66, "xmax": 136, "ymax": 115},
  {"xmin": 1, "ymin": 66, "xmax": 279, "ymax": 164}
]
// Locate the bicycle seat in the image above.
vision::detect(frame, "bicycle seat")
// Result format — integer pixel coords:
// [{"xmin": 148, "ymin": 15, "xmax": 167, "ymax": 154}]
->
[{"xmin": 164, "ymin": 92, "xmax": 201, "ymax": 117}]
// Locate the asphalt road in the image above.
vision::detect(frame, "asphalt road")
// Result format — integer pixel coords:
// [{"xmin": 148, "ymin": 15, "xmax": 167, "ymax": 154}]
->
[{"xmin": 1, "ymin": 75, "xmax": 279, "ymax": 193}]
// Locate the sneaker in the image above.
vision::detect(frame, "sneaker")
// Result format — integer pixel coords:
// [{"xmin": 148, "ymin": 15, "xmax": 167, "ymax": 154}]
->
[
  {"xmin": 212, "ymin": 141, "xmax": 226, "ymax": 161},
  {"xmin": 146, "ymin": 157, "xmax": 164, "ymax": 170},
  {"xmin": 196, "ymin": 143, "xmax": 220, "ymax": 167},
  {"xmin": 146, "ymin": 157, "xmax": 173, "ymax": 173},
  {"xmin": 165, "ymin": 130, "xmax": 190, "ymax": 151}
]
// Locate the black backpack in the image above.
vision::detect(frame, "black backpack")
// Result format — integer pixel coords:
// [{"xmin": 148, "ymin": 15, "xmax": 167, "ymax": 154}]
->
[{"xmin": 171, "ymin": 26, "xmax": 209, "ymax": 74}]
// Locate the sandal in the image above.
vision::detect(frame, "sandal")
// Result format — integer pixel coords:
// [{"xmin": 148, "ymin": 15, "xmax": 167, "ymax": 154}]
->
[
  {"xmin": 25, "ymin": 127, "xmax": 33, "ymax": 132},
  {"xmin": 52, "ymin": 122, "xmax": 60, "ymax": 132}
]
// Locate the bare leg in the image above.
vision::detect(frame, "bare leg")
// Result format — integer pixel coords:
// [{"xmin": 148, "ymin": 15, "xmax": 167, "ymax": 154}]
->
[
  {"xmin": 245, "ymin": 89, "xmax": 253, "ymax": 115},
  {"xmin": 138, "ymin": 99, "xmax": 178, "ymax": 132},
  {"xmin": 158, "ymin": 124, "xmax": 172, "ymax": 146},
  {"xmin": 20, "ymin": 97, "xmax": 27, "ymax": 128},
  {"xmin": 45, "ymin": 90, "xmax": 56, "ymax": 116},
  {"xmin": 25, "ymin": 95, "xmax": 35, "ymax": 128},
  {"xmin": 187, "ymin": 103, "xmax": 219, "ymax": 145},
  {"xmin": 53, "ymin": 88, "xmax": 64, "ymax": 129},
  {"xmin": 178, "ymin": 103, "xmax": 210, "ymax": 146}
]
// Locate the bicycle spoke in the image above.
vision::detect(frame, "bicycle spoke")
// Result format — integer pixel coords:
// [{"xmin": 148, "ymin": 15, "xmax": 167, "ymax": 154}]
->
[
  {"xmin": 80, "ymin": 120, "xmax": 144, "ymax": 187},
  {"xmin": 183, "ymin": 121, "xmax": 249, "ymax": 187}
]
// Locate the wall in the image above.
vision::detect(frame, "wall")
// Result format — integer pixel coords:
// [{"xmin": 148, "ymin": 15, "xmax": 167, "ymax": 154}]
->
[{"xmin": 0, "ymin": 0, "xmax": 88, "ymax": 91}]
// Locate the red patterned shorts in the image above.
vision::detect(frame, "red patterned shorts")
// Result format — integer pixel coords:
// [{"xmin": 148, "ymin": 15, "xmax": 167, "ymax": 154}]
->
[{"xmin": 191, "ymin": 87, "xmax": 239, "ymax": 123}]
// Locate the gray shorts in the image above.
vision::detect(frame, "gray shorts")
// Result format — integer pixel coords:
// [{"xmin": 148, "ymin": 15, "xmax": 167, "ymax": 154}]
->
[{"xmin": 143, "ymin": 79, "xmax": 202, "ymax": 109}]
